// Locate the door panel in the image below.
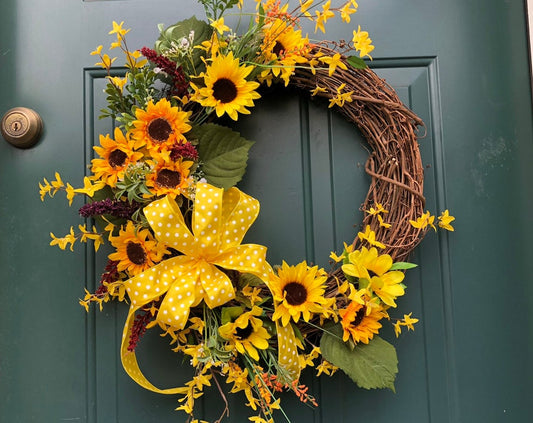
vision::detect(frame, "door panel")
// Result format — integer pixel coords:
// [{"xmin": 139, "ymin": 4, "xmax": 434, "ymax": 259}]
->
[{"xmin": 1, "ymin": 0, "xmax": 532, "ymax": 422}]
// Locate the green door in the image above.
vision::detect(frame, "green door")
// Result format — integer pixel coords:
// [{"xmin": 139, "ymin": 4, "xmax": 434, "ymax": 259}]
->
[{"xmin": 1, "ymin": 0, "xmax": 532, "ymax": 422}]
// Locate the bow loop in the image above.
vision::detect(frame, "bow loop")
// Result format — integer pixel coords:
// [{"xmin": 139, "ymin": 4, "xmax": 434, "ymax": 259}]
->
[
  {"xmin": 220, "ymin": 188, "xmax": 260, "ymax": 250},
  {"xmin": 192, "ymin": 185, "xmax": 224, "ymax": 256},
  {"xmin": 214, "ymin": 244, "xmax": 270, "ymax": 280},
  {"xmin": 144, "ymin": 197, "xmax": 196, "ymax": 256},
  {"xmin": 125, "ymin": 256, "xmax": 183, "ymax": 308}
]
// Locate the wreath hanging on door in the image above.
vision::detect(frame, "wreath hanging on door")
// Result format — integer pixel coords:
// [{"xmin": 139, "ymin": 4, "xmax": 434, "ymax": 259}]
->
[{"xmin": 40, "ymin": 1, "xmax": 454, "ymax": 422}]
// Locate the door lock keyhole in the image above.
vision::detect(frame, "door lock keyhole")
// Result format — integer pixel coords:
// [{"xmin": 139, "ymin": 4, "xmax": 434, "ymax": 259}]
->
[{"xmin": 11, "ymin": 121, "xmax": 21, "ymax": 132}]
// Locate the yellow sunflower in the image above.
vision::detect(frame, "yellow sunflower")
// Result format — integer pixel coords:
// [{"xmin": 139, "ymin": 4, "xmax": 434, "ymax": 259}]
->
[
  {"xmin": 108, "ymin": 221, "xmax": 168, "ymax": 276},
  {"xmin": 339, "ymin": 299, "xmax": 386, "ymax": 344},
  {"xmin": 270, "ymin": 261, "xmax": 328, "ymax": 327},
  {"xmin": 342, "ymin": 247, "xmax": 406, "ymax": 307},
  {"xmin": 190, "ymin": 52, "xmax": 260, "ymax": 121},
  {"xmin": 259, "ymin": 18, "xmax": 310, "ymax": 86},
  {"xmin": 218, "ymin": 306, "xmax": 271, "ymax": 361},
  {"xmin": 91, "ymin": 127, "xmax": 143, "ymax": 187},
  {"xmin": 145, "ymin": 155, "xmax": 194, "ymax": 198},
  {"xmin": 131, "ymin": 98, "xmax": 192, "ymax": 154}
]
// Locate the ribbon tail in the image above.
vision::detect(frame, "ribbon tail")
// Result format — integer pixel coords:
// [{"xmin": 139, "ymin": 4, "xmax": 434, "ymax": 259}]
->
[
  {"xmin": 275, "ymin": 321, "xmax": 301, "ymax": 384},
  {"xmin": 119, "ymin": 305, "xmax": 187, "ymax": 395}
]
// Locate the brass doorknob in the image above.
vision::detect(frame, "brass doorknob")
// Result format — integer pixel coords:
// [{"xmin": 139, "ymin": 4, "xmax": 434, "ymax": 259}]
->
[{"xmin": 1, "ymin": 107, "xmax": 43, "ymax": 148}]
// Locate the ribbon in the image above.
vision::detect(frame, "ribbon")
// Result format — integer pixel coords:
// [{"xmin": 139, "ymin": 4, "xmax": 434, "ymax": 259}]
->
[
  {"xmin": 275, "ymin": 322, "xmax": 302, "ymax": 383},
  {"xmin": 120, "ymin": 182, "xmax": 272, "ymax": 393}
]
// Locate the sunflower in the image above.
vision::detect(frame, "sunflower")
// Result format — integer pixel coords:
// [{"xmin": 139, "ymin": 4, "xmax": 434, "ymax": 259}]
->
[
  {"xmin": 91, "ymin": 127, "xmax": 143, "ymax": 187},
  {"xmin": 145, "ymin": 155, "xmax": 194, "ymax": 198},
  {"xmin": 108, "ymin": 221, "xmax": 168, "ymax": 276},
  {"xmin": 339, "ymin": 299, "xmax": 386, "ymax": 344},
  {"xmin": 190, "ymin": 52, "xmax": 260, "ymax": 121},
  {"xmin": 342, "ymin": 247, "xmax": 406, "ymax": 307},
  {"xmin": 270, "ymin": 261, "xmax": 328, "ymax": 327},
  {"xmin": 218, "ymin": 306, "xmax": 271, "ymax": 361},
  {"xmin": 259, "ymin": 18, "xmax": 310, "ymax": 86},
  {"xmin": 130, "ymin": 98, "xmax": 192, "ymax": 154}
]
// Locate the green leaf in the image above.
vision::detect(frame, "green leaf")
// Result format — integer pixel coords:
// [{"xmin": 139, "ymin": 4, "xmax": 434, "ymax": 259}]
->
[
  {"xmin": 192, "ymin": 123, "xmax": 254, "ymax": 189},
  {"xmin": 320, "ymin": 324, "xmax": 398, "ymax": 391},
  {"xmin": 390, "ymin": 262, "xmax": 418, "ymax": 271},
  {"xmin": 291, "ymin": 322, "xmax": 305, "ymax": 346},
  {"xmin": 346, "ymin": 55, "xmax": 367, "ymax": 69},
  {"xmin": 154, "ymin": 16, "xmax": 212, "ymax": 71},
  {"xmin": 257, "ymin": 4, "xmax": 265, "ymax": 27},
  {"xmin": 238, "ymin": 272, "xmax": 264, "ymax": 288},
  {"xmin": 221, "ymin": 306, "xmax": 244, "ymax": 325}
]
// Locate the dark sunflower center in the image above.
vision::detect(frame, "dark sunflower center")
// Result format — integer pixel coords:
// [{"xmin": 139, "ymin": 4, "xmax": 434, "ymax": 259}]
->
[
  {"xmin": 235, "ymin": 323, "xmax": 253, "ymax": 341},
  {"xmin": 147, "ymin": 118, "xmax": 173, "ymax": 143},
  {"xmin": 156, "ymin": 169, "xmax": 181, "ymax": 188},
  {"xmin": 283, "ymin": 282, "xmax": 308, "ymax": 306},
  {"xmin": 351, "ymin": 306, "xmax": 367, "ymax": 328},
  {"xmin": 108, "ymin": 149, "xmax": 128, "ymax": 168},
  {"xmin": 126, "ymin": 241, "xmax": 147, "ymax": 265},
  {"xmin": 273, "ymin": 41, "xmax": 286, "ymax": 57},
  {"xmin": 212, "ymin": 78, "xmax": 238, "ymax": 104}
]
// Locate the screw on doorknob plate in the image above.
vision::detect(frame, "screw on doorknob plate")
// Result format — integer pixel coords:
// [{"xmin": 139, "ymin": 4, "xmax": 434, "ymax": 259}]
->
[{"xmin": 1, "ymin": 107, "xmax": 43, "ymax": 148}]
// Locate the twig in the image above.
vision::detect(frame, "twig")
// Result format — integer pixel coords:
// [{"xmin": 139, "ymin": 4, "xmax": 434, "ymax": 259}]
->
[{"xmin": 210, "ymin": 368, "xmax": 230, "ymax": 423}]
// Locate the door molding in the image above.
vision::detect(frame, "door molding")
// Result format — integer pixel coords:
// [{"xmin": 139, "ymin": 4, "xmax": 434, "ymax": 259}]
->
[{"xmin": 526, "ymin": 0, "xmax": 533, "ymax": 94}]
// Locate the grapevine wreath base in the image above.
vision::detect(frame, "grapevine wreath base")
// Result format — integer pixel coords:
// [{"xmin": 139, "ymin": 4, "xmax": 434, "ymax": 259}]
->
[{"xmin": 294, "ymin": 45, "xmax": 426, "ymax": 263}]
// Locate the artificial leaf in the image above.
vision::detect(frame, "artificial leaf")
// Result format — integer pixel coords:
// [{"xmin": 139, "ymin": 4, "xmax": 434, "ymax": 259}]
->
[
  {"xmin": 291, "ymin": 322, "xmax": 305, "ymax": 346},
  {"xmin": 390, "ymin": 262, "xmax": 418, "ymax": 271},
  {"xmin": 154, "ymin": 16, "xmax": 212, "ymax": 73},
  {"xmin": 346, "ymin": 55, "xmax": 367, "ymax": 69},
  {"xmin": 221, "ymin": 306, "xmax": 244, "ymax": 325},
  {"xmin": 320, "ymin": 324, "xmax": 398, "ymax": 391},
  {"xmin": 192, "ymin": 123, "xmax": 254, "ymax": 189},
  {"xmin": 238, "ymin": 272, "xmax": 264, "ymax": 288},
  {"xmin": 257, "ymin": 4, "xmax": 265, "ymax": 27}
]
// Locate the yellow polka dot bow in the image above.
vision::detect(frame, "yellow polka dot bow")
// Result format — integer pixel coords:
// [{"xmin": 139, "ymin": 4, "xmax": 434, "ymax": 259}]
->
[{"xmin": 120, "ymin": 182, "xmax": 272, "ymax": 393}]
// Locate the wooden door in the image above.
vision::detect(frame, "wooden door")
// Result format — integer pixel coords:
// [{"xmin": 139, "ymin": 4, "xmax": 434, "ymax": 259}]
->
[{"xmin": 1, "ymin": 0, "xmax": 532, "ymax": 421}]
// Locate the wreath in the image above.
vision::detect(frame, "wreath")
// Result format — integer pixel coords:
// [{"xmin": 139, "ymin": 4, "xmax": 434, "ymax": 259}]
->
[{"xmin": 39, "ymin": 1, "xmax": 455, "ymax": 422}]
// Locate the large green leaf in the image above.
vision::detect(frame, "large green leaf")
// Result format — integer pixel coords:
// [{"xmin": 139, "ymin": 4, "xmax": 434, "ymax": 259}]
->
[
  {"xmin": 320, "ymin": 324, "xmax": 398, "ymax": 391},
  {"xmin": 192, "ymin": 123, "xmax": 254, "ymax": 189},
  {"xmin": 154, "ymin": 16, "xmax": 212, "ymax": 73}
]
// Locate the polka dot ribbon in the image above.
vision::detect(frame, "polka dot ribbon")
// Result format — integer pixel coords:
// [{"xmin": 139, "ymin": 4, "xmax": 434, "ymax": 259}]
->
[
  {"xmin": 120, "ymin": 182, "xmax": 272, "ymax": 393},
  {"xmin": 276, "ymin": 322, "xmax": 301, "ymax": 383}
]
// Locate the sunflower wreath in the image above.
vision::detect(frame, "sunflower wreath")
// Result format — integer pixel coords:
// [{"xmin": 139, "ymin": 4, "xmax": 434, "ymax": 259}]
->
[{"xmin": 40, "ymin": 1, "xmax": 455, "ymax": 422}]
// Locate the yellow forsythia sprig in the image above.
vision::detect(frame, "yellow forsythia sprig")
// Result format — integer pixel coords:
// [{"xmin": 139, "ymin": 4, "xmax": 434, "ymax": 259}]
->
[
  {"xmin": 40, "ymin": 173, "xmax": 106, "ymax": 205},
  {"xmin": 50, "ymin": 224, "xmax": 104, "ymax": 252},
  {"xmin": 410, "ymin": 210, "xmax": 456, "ymax": 232},
  {"xmin": 393, "ymin": 312, "xmax": 419, "ymax": 337}
]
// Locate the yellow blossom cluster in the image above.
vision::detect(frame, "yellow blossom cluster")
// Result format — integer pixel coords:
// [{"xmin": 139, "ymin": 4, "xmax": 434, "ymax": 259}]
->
[
  {"xmin": 410, "ymin": 209, "xmax": 455, "ymax": 231},
  {"xmin": 50, "ymin": 224, "xmax": 104, "ymax": 252},
  {"xmin": 393, "ymin": 312, "xmax": 419, "ymax": 337},
  {"xmin": 92, "ymin": 20, "xmax": 147, "ymax": 71},
  {"xmin": 79, "ymin": 281, "xmax": 126, "ymax": 312},
  {"xmin": 39, "ymin": 172, "xmax": 105, "ymax": 205}
]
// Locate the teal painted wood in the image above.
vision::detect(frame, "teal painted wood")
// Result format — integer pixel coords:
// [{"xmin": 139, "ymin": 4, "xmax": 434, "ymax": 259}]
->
[{"xmin": 1, "ymin": 0, "xmax": 532, "ymax": 422}]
